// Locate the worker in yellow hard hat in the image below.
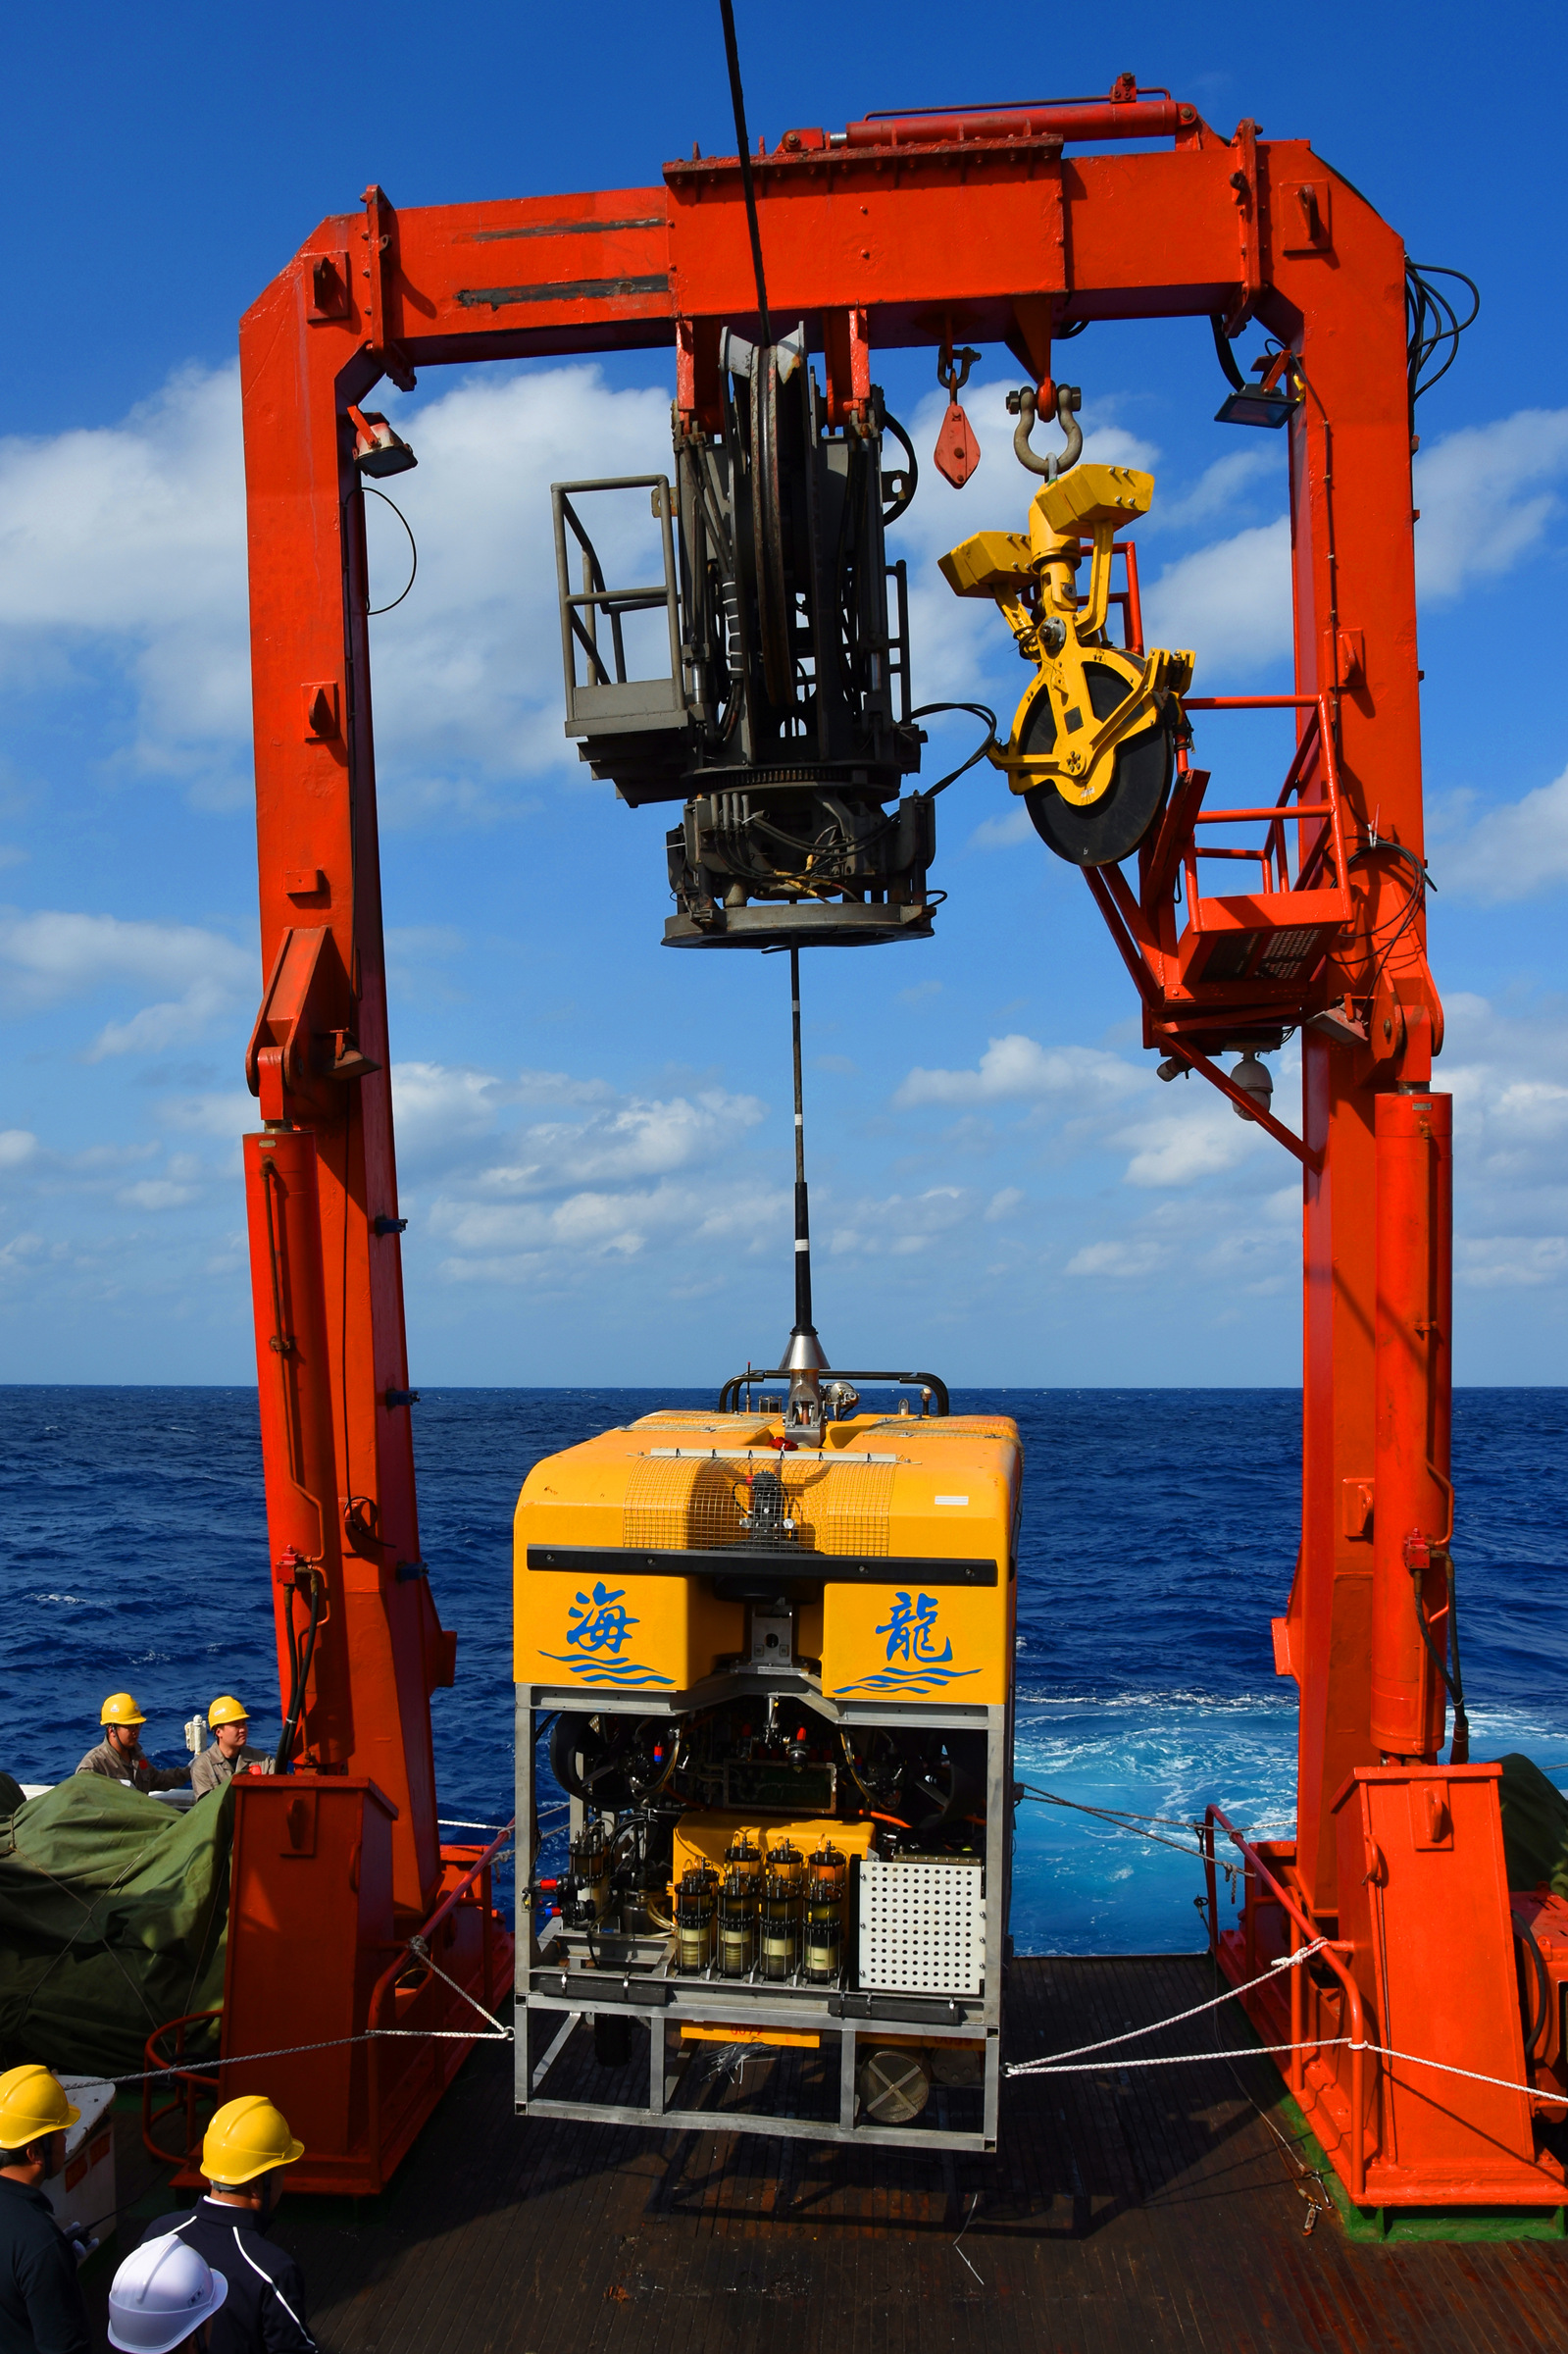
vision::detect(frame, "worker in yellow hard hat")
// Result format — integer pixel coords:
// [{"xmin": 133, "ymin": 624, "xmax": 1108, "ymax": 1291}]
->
[
  {"xmin": 144, "ymin": 2098, "xmax": 313, "ymax": 2354},
  {"xmin": 0, "ymin": 2064, "xmax": 91, "ymax": 2354},
  {"xmin": 190, "ymin": 1701, "xmax": 275, "ymax": 1803},
  {"xmin": 76, "ymin": 1695, "xmax": 190, "ymax": 1793}
]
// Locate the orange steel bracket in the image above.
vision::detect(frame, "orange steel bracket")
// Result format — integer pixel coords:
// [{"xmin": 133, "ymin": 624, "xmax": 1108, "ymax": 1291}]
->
[{"xmin": 229, "ymin": 79, "xmax": 1523, "ymax": 2209}]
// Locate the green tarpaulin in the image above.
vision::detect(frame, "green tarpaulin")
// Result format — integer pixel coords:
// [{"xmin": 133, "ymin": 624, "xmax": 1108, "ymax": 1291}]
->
[
  {"xmin": 1496, "ymin": 1752, "xmax": 1568, "ymax": 1898},
  {"xmin": 0, "ymin": 1777, "xmax": 232, "ymax": 2080}
]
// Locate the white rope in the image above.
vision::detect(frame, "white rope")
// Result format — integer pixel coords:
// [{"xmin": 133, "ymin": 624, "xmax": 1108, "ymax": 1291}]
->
[
  {"xmin": 1006, "ymin": 1940, "xmax": 1329, "ymax": 2074},
  {"xmin": 1014, "ymin": 2037, "xmax": 1352, "ymax": 2075},
  {"xmin": 414, "ymin": 1945, "xmax": 513, "ymax": 2038},
  {"xmin": 1005, "ymin": 1945, "xmax": 1568, "ymax": 2112},
  {"xmin": 113, "ymin": 2017, "xmax": 514, "ymax": 2088},
  {"xmin": 1360, "ymin": 2038, "xmax": 1568, "ymax": 2108},
  {"xmin": 1012, "ymin": 2033, "xmax": 1568, "ymax": 2109}
]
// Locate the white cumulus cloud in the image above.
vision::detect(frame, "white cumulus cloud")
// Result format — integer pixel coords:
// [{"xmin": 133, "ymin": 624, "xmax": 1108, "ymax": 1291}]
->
[
  {"xmin": 1432, "ymin": 760, "xmax": 1568, "ymax": 904},
  {"xmin": 0, "ymin": 907, "xmax": 253, "ymax": 1056},
  {"xmin": 1415, "ymin": 408, "xmax": 1568, "ymax": 600},
  {"xmin": 1141, "ymin": 517, "xmax": 1292, "ymax": 683},
  {"xmin": 895, "ymin": 1034, "xmax": 1140, "ymax": 1108}
]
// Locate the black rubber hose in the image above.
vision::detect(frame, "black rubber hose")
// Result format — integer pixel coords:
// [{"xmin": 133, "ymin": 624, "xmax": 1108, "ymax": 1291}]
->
[
  {"xmin": 1412, "ymin": 1551, "xmax": 1470, "ymax": 1764},
  {"xmin": 273, "ymin": 1578, "xmax": 323, "ymax": 1773},
  {"xmin": 1210, "ymin": 314, "xmax": 1246, "ymax": 391},
  {"xmin": 880, "ymin": 411, "xmax": 918, "ymax": 526},
  {"xmin": 909, "ymin": 701, "xmax": 999, "ymax": 796},
  {"xmin": 1514, "ymin": 1915, "xmax": 1552, "ymax": 2063}
]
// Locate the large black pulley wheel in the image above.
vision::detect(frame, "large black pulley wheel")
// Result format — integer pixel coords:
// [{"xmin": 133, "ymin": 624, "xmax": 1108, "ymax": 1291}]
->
[{"xmin": 1022, "ymin": 661, "xmax": 1174, "ymax": 868}]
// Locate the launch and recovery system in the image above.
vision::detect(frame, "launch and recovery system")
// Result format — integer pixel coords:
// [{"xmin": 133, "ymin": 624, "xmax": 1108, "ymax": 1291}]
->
[{"xmin": 191, "ymin": 39, "xmax": 1568, "ymax": 2225}]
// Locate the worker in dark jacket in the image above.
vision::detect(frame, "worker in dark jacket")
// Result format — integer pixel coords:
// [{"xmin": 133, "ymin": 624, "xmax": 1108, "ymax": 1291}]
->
[
  {"xmin": 0, "ymin": 2065, "xmax": 91, "ymax": 2354},
  {"xmin": 76, "ymin": 1694, "xmax": 189, "ymax": 1793},
  {"xmin": 143, "ymin": 2097, "xmax": 312, "ymax": 2354},
  {"xmin": 189, "ymin": 1702, "xmax": 274, "ymax": 1803}
]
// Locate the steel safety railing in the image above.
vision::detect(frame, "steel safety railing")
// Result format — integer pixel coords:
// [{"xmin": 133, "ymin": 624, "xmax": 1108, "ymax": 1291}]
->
[
  {"xmin": 141, "ymin": 2008, "xmax": 225, "ymax": 2172},
  {"xmin": 1203, "ymin": 1802, "xmax": 1371, "ymax": 2199},
  {"xmin": 140, "ymin": 1821, "xmax": 514, "ymax": 2185},
  {"xmin": 365, "ymin": 1823, "xmax": 514, "ymax": 2183},
  {"xmin": 551, "ymin": 476, "xmax": 685, "ymax": 728},
  {"xmin": 1178, "ymin": 694, "xmax": 1349, "ymax": 914}
]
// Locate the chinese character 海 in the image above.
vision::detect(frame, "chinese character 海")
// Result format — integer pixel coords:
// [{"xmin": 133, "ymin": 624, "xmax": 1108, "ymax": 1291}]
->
[
  {"xmin": 567, "ymin": 1581, "xmax": 638, "ymax": 1655},
  {"xmin": 875, "ymin": 1591, "xmax": 953, "ymax": 1665}
]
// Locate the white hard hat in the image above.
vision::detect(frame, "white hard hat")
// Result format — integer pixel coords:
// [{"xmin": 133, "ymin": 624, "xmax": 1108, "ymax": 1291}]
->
[{"xmin": 108, "ymin": 2233, "xmax": 228, "ymax": 2354}]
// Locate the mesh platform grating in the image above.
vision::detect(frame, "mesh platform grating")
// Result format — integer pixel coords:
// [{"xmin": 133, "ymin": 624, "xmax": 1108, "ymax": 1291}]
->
[
  {"xmin": 623, "ymin": 1453, "xmax": 893, "ymax": 1556},
  {"xmin": 858, "ymin": 1855, "xmax": 986, "ymax": 1996}
]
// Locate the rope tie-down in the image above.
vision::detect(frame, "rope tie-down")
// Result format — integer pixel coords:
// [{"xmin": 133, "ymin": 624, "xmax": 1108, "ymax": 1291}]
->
[{"xmin": 1005, "ymin": 1940, "xmax": 1568, "ymax": 2106}]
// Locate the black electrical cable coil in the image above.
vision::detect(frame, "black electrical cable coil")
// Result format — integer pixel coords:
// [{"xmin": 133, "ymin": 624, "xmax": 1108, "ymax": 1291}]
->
[{"xmin": 1405, "ymin": 260, "xmax": 1481, "ymax": 421}]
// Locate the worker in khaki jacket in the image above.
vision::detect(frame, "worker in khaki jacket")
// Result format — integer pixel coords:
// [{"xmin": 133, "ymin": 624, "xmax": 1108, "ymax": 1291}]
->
[
  {"xmin": 190, "ymin": 1702, "xmax": 274, "ymax": 1802},
  {"xmin": 75, "ymin": 1696, "xmax": 189, "ymax": 1793},
  {"xmin": 0, "ymin": 2065, "xmax": 91, "ymax": 2354},
  {"xmin": 144, "ymin": 2099, "xmax": 313, "ymax": 2354}
]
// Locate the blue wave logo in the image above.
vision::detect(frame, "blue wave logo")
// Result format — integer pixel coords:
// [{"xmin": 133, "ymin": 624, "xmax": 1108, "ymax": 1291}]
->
[
  {"xmin": 835, "ymin": 1590, "xmax": 979, "ymax": 1696},
  {"xmin": 835, "ymin": 1661, "xmax": 982, "ymax": 1696},
  {"xmin": 538, "ymin": 1650, "xmax": 674, "ymax": 1689}
]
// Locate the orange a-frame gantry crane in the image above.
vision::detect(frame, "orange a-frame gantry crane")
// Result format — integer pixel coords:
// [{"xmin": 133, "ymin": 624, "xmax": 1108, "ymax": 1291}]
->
[{"xmin": 139, "ymin": 78, "xmax": 1568, "ymax": 2214}]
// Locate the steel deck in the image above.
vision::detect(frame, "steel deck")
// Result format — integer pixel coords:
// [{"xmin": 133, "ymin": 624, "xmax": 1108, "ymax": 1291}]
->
[{"xmin": 96, "ymin": 1957, "xmax": 1568, "ymax": 2352}]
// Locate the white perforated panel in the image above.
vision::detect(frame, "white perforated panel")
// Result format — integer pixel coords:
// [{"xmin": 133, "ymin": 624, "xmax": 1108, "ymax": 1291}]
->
[{"xmin": 857, "ymin": 1855, "xmax": 985, "ymax": 1996}]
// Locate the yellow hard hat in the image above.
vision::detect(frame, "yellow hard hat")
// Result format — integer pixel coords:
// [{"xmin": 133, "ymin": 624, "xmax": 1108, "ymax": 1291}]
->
[
  {"xmin": 0, "ymin": 2064, "xmax": 79, "ymax": 2147},
  {"xmin": 100, "ymin": 1693, "xmax": 146, "ymax": 1728},
  {"xmin": 200, "ymin": 2095, "xmax": 304, "ymax": 2184},
  {"xmin": 207, "ymin": 1696, "xmax": 249, "ymax": 1730}
]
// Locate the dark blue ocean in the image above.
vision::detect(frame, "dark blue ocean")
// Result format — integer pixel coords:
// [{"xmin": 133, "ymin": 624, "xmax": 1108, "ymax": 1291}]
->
[{"xmin": 4, "ymin": 1388, "xmax": 1566, "ymax": 1953}]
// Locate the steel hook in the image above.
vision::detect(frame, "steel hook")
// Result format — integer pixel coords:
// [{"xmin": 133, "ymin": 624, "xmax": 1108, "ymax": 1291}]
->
[
  {"xmin": 938, "ymin": 342, "xmax": 981, "ymax": 398},
  {"xmin": 1006, "ymin": 383, "xmax": 1084, "ymax": 480}
]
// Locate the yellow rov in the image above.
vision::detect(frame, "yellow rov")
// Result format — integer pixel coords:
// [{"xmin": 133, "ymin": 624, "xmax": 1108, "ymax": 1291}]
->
[{"xmin": 513, "ymin": 1384, "xmax": 1022, "ymax": 2151}]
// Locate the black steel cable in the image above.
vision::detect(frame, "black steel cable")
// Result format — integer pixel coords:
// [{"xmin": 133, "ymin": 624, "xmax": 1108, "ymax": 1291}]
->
[
  {"xmin": 788, "ymin": 944, "xmax": 814, "ymax": 1340},
  {"xmin": 717, "ymin": 0, "xmax": 771, "ymax": 343}
]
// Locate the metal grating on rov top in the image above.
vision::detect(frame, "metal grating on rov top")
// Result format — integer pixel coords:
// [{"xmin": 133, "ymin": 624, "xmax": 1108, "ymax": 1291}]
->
[
  {"xmin": 623, "ymin": 1453, "xmax": 893, "ymax": 1556},
  {"xmin": 858, "ymin": 1855, "xmax": 985, "ymax": 1996}
]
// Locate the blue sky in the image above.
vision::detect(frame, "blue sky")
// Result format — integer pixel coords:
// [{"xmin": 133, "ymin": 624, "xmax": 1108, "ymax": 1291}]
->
[{"xmin": 1, "ymin": 1, "xmax": 1564, "ymax": 1386}]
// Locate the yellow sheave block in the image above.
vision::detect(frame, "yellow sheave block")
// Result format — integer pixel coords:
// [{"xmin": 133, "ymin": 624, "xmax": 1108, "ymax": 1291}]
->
[
  {"xmin": 937, "ymin": 530, "xmax": 1035, "ymax": 598},
  {"xmin": 1032, "ymin": 463, "xmax": 1154, "ymax": 538}
]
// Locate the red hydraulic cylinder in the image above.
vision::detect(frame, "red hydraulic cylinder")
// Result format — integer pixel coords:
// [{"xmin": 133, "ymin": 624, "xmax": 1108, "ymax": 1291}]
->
[
  {"xmin": 1369, "ymin": 1092, "xmax": 1452, "ymax": 1763},
  {"xmin": 242, "ymin": 1130, "xmax": 352, "ymax": 1768},
  {"xmin": 840, "ymin": 98, "xmax": 1195, "ymax": 148}
]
